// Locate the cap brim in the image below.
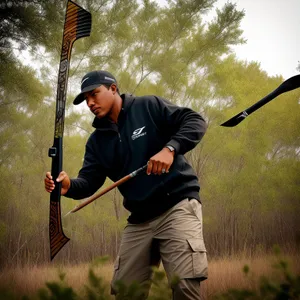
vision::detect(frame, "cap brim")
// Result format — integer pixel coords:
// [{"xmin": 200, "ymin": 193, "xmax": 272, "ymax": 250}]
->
[{"xmin": 73, "ymin": 84, "xmax": 102, "ymax": 105}]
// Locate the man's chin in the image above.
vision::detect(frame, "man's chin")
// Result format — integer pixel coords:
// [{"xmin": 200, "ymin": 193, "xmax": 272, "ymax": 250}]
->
[{"xmin": 95, "ymin": 111, "xmax": 105, "ymax": 119}]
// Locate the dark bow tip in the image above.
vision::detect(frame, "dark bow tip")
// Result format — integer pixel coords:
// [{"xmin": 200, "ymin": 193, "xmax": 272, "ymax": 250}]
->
[{"xmin": 220, "ymin": 111, "xmax": 248, "ymax": 127}]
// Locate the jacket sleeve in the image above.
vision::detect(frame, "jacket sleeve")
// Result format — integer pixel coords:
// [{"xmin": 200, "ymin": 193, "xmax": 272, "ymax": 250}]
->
[
  {"xmin": 64, "ymin": 136, "xmax": 106, "ymax": 200},
  {"xmin": 151, "ymin": 96, "xmax": 207, "ymax": 155}
]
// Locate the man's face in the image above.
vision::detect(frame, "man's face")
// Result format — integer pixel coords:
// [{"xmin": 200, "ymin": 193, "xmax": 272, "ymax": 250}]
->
[{"xmin": 84, "ymin": 85, "xmax": 115, "ymax": 119}]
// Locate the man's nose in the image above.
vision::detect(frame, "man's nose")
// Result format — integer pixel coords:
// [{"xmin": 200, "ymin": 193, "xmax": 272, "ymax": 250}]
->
[{"xmin": 86, "ymin": 97, "xmax": 94, "ymax": 107}]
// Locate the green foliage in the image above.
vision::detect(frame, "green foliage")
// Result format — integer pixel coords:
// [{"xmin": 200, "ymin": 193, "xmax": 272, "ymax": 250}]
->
[
  {"xmin": 243, "ymin": 265, "xmax": 250, "ymax": 276},
  {"xmin": 214, "ymin": 250, "xmax": 300, "ymax": 300},
  {"xmin": 0, "ymin": 288, "xmax": 15, "ymax": 300},
  {"xmin": 0, "ymin": 260, "xmax": 177, "ymax": 299},
  {"xmin": 113, "ymin": 267, "xmax": 179, "ymax": 300},
  {"xmin": 1, "ymin": 254, "xmax": 300, "ymax": 300},
  {"xmin": 38, "ymin": 280, "xmax": 77, "ymax": 300},
  {"xmin": 84, "ymin": 268, "xmax": 112, "ymax": 300},
  {"xmin": 1, "ymin": 0, "xmax": 299, "ymax": 265},
  {"xmin": 114, "ymin": 280, "xmax": 149, "ymax": 300},
  {"xmin": 200, "ymin": 54, "xmax": 300, "ymax": 256},
  {"xmin": 148, "ymin": 267, "xmax": 179, "ymax": 300},
  {"xmin": 0, "ymin": 0, "xmax": 64, "ymax": 54}
]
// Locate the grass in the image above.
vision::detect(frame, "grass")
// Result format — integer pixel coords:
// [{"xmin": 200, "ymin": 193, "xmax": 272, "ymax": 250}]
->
[
  {"xmin": 1, "ymin": 262, "xmax": 113, "ymax": 297},
  {"xmin": 202, "ymin": 254, "xmax": 300, "ymax": 299},
  {"xmin": 1, "ymin": 252, "xmax": 299, "ymax": 299}
]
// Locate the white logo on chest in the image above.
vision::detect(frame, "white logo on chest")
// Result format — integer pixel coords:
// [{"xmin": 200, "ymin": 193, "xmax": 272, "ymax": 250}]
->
[{"xmin": 132, "ymin": 126, "xmax": 147, "ymax": 140}]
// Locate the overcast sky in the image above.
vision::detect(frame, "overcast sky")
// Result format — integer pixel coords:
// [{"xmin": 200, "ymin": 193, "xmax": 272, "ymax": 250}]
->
[
  {"xmin": 212, "ymin": 0, "xmax": 299, "ymax": 79},
  {"xmin": 19, "ymin": 0, "xmax": 299, "ymax": 81},
  {"xmin": 157, "ymin": 0, "xmax": 299, "ymax": 79}
]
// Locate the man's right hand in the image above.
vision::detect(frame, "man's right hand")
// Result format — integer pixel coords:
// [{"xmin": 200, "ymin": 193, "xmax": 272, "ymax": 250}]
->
[{"xmin": 44, "ymin": 171, "xmax": 71, "ymax": 195}]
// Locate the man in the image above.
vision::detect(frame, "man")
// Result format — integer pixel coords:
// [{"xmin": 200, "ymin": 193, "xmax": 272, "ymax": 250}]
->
[{"xmin": 45, "ymin": 70, "xmax": 208, "ymax": 299}]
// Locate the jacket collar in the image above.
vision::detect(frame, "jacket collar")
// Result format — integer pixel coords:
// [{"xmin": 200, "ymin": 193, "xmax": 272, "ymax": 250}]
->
[{"xmin": 92, "ymin": 94, "xmax": 134, "ymax": 130}]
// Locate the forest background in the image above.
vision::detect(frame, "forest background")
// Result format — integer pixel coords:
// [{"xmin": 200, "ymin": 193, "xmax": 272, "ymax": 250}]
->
[{"xmin": 0, "ymin": 0, "xmax": 299, "ymax": 269}]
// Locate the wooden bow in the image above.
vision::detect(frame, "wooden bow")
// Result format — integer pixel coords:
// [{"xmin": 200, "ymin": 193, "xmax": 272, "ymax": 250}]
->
[{"xmin": 48, "ymin": 0, "xmax": 91, "ymax": 260}]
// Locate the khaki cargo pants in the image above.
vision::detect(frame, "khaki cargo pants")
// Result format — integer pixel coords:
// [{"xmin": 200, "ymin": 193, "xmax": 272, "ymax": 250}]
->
[{"xmin": 111, "ymin": 198, "xmax": 208, "ymax": 299}]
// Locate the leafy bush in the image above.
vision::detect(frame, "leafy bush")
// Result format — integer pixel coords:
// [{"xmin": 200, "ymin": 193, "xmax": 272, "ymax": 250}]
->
[
  {"xmin": 0, "ymin": 251, "xmax": 299, "ymax": 300},
  {"xmin": 214, "ymin": 248, "xmax": 300, "ymax": 300}
]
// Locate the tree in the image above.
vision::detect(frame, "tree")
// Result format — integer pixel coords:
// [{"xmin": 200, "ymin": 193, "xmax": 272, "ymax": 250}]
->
[{"xmin": 5, "ymin": 0, "xmax": 299, "ymax": 265}]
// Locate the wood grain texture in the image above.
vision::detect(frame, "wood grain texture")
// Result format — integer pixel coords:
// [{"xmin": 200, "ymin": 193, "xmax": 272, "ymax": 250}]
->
[{"xmin": 49, "ymin": 0, "xmax": 91, "ymax": 260}]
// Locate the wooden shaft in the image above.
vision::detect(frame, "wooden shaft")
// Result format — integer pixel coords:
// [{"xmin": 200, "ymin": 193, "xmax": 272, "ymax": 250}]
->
[
  {"xmin": 66, "ymin": 165, "xmax": 147, "ymax": 216},
  {"xmin": 71, "ymin": 174, "xmax": 132, "ymax": 213}
]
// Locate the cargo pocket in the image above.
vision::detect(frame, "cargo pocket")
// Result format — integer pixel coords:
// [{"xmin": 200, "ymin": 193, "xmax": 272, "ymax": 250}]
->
[{"xmin": 187, "ymin": 238, "xmax": 208, "ymax": 280}]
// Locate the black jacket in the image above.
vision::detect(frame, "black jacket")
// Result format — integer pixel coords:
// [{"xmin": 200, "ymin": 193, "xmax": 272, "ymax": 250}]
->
[{"xmin": 65, "ymin": 94, "xmax": 207, "ymax": 223}]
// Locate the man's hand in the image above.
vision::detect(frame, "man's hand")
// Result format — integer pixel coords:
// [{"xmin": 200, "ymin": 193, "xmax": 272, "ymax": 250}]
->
[
  {"xmin": 44, "ymin": 171, "xmax": 71, "ymax": 195},
  {"xmin": 147, "ymin": 147, "xmax": 175, "ymax": 175}
]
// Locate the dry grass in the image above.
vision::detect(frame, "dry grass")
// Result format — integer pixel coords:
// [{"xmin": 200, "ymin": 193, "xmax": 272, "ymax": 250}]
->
[
  {"xmin": 0, "ymin": 263, "xmax": 113, "ymax": 298},
  {"xmin": 1, "ymin": 254, "xmax": 299, "ymax": 299},
  {"xmin": 201, "ymin": 253, "xmax": 300, "ymax": 299}
]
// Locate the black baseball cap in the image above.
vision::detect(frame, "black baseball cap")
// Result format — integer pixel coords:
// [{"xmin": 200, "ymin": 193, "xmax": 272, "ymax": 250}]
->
[{"xmin": 73, "ymin": 70, "xmax": 117, "ymax": 105}]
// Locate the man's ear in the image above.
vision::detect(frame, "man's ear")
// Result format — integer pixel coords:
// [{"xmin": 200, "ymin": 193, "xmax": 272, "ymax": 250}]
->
[{"xmin": 110, "ymin": 83, "xmax": 118, "ymax": 94}]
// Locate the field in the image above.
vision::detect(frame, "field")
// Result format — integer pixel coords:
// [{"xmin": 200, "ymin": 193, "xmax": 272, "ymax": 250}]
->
[{"xmin": 1, "ymin": 253, "xmax": 299, "ymax": 299}]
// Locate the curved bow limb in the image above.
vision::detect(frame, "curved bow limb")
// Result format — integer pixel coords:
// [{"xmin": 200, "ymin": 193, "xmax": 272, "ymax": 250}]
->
[
  {"xmin": 221, "ymin": 74, "xmax": 300, "ymax": 127},
  {"xmin": 48, "ymin": 0, "xmax": 91, "ymax": 261}
]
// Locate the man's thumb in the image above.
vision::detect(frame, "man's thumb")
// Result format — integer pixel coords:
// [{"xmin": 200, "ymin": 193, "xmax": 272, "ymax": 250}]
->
[{"xmin": 56, "ymin": 172, "xmax": 65, "ymax": 182}]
